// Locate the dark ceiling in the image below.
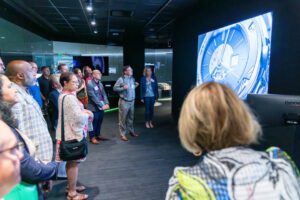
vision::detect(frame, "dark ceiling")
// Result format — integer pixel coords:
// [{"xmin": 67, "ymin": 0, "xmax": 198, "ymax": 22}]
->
[{"xmin": 0, "ymin": 0, "xmax": 199, "ymax": 48}]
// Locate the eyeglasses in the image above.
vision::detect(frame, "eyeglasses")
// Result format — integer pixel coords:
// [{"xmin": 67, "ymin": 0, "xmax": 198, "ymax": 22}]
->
[
  {"xmin": 71, "ymin": 81, "xmax": 79, "ymax": 85},
  {"xmin": 0, "ymin": 142, "xmax": 24, "ymax": 155}
]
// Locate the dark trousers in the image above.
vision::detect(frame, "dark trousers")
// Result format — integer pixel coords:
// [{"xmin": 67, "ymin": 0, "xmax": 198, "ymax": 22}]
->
[
  {"xmin": 144, "ymin": 96, "xmax": 155, "ymax": 122},
  {"xmin": 90, "ymin": 110, "xmax": 104, "ymax": 139}
]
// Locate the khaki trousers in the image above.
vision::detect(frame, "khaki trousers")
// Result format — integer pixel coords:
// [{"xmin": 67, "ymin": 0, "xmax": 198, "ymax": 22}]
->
[{"xmin": 118, "ymin": 99, "xmax": 135, "ymax": 136}]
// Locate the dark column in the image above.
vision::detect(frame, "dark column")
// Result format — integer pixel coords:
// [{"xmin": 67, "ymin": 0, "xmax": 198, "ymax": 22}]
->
[
  {"xmin": 123, "ymin": 29, "xmax": 145, "ymax": 82},
  {"xmin": 123, "ymin": 28, "xmax": 145, "ymax": 101}
]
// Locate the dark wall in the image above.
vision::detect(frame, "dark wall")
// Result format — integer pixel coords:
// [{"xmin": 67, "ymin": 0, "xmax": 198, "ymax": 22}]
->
[
  {"xmin": 1, "ymin": 54, "xmax": 33, "ymax": 64},
  {"xmin": 123, "ymin": 29, "xmax": 145, "ymax": 82},
  {"xmin": 172, "ymin": 0, "xmax": 300, "ymax": 119},
  {"xmin": 123, "ymin": 28, "xmax": 145, "ymax": 101}
]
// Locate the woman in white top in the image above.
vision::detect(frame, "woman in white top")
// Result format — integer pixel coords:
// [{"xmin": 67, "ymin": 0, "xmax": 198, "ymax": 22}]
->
[{"xmin": 56, "ymin": 72, "xmax": 93, "ymax": 200}]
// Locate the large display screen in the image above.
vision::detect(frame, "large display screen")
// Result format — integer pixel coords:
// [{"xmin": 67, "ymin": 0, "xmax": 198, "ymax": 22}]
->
[
  {"xmin": 73, "ymin": 56, "xmax": 109, "ymax": 75},
  {"xmin": 197, "ymin": 12, "xmax": 272, "ymax": 99}
]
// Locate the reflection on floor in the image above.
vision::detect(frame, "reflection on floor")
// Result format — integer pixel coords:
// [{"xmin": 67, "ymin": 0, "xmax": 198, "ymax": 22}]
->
[{"xmin": 48, "ymin": 100, "xmax": 197, "ymax": 200}]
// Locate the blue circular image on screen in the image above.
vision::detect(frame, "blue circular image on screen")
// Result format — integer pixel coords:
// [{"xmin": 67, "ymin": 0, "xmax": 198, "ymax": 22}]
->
[{"xmin": 197, "ymin": 12, "xmax": 272, "ymax": 99}]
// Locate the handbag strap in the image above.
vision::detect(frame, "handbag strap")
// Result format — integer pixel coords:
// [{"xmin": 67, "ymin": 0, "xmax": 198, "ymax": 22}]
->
[{"xmin": 60, "ymin": 94, "xmax": 69, "ymax": 142}]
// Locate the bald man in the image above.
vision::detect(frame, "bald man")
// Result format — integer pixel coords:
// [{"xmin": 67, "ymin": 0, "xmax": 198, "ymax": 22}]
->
[
  {"xmin": 0, "ymin": 120, "xmax": 23, "ymax": 198},
  {"xmin": 28, "ymin": 62, "xmax": 43, "ymax": 108},
  {"xmin": 87, "ymin": 70, "xmax": 110, "ymax": 144},
  {"xmin": 5, "ymin": 60, "xmax": 53, "ymax": 162}
]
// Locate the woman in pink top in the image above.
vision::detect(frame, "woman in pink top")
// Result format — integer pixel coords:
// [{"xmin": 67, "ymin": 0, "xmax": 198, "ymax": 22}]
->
[
  {"xmin": 83, "ymin": 66, "xmax": 92, "ymax": 84},
  {"xmin": 56, "ymin": 72, "xmax": 93, "ymax": 200}
]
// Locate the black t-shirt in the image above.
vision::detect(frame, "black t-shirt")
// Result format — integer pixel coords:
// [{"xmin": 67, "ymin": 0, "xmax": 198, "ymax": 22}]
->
[{"xmin": 38, "ymin": 75, "xmax": 52, "ymax": 99}]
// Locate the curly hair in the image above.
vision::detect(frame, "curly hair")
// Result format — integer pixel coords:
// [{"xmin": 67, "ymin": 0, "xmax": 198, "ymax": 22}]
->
[{"xmin": 0, "ymin": 74, "xmax": 18, "ymax": 128}]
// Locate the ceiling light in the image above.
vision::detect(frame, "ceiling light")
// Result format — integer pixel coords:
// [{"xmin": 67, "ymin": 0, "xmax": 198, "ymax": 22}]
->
[
  {"xmin": 0, "ymin": 36, "xmax": 5, "ymax": 39},
  {"xmin": 86, "ymin": 5, "xmax": 93, "ymax": 12},
  {"xmin": 91, "ymin": 14, "xmax": 96, "ymax": 26},
  {"xmin": 86, "ymin": 0, "xmax": 93, "ymax": 12},
  {"xmin": 94, "ymin": 30, "xmax": 98, "ymax": 34}
]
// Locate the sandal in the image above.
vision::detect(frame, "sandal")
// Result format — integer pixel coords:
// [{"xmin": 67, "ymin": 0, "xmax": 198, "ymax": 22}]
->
[
  {"xmin": 66, "ymin": 186, "xmax": 86, "ymax": 193},
  {"xmin": 67, "ymin": 192, "xmax": 89, "ymax": 200}
]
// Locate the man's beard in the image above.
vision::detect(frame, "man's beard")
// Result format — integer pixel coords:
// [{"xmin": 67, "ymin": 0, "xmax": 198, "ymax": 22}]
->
[{"xmin": 24, "ymin": 77, "xmax": 36, "ymax": 87}]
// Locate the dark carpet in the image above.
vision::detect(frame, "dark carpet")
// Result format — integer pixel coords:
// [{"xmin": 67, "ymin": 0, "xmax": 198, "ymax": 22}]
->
[{"xmin": 47, "ymin": 100, "xmax": 197, "ymax": 200}]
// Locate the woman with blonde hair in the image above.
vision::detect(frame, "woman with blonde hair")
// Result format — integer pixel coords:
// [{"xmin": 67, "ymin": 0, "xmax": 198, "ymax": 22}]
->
[
  {"xmin": 140, "ymin": 67, "xmax": 158, "ymax": 128},
  {"xmin": 166, "ymin": 82, "xmax": 300, "ymax": 200}
]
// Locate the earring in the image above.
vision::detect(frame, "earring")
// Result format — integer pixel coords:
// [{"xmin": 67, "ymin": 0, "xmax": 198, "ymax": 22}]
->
[{"xmin": 193, "ymin": 151, "xmax": 202, "ymax": 157}]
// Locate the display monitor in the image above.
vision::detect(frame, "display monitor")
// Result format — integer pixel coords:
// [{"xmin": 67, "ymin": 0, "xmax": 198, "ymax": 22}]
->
[
  {"xmin": 197, "ymin": 12, "xmax": 272, "ymax": 99},
  {"xmin": 246, "ymin": 94, "xmax": 300, "ymax": 168},
  {"xmin": 73, "ymin": 56, "xmax": 109, "ymax": 75},
  {"xmin": 246, "ymin": 94, "xmax": 300, "ymax": 127}
]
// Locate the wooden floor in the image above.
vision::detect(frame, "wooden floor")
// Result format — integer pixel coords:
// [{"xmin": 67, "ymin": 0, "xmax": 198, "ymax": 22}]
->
[{"xmin": 48, "ymin": 100, "xmax": 197, "ymax": 200}]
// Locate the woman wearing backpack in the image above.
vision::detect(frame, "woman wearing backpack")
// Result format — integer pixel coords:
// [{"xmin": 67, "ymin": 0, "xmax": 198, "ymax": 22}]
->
[{"xmin": 166, "ymin": 82, "xmax": 300, "ymax": 200}]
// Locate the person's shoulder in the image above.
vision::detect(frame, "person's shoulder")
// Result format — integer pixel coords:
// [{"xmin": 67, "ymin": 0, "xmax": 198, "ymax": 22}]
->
[
  {"xmin": 49, "ymin": 89, "xmax": 59, "ymax": 95},
  {"xmin": 168, "ymin": 166, "xmax": 197, "ymax": 187},
  {"xmin": 37, "ymin": 75, "xmax": 45, "ymax": 81},
  {"xmin": 87, "ymin": 79, "xmax": 94, "ymax": 86},
  {"xmin": 60, "ymin": 93, "xmax": 74, "ymax": 100},
  {"xmin": 266, "ymin": 147, "xmax": 300, "ymax": 175},
  {"xmin": 99, "ymin": 81, "xmax": 105, "ymax": 86},
  {"xmin": 115, "ymin": 77, "xmax": 123, "ymax": 83},
  {"xmin": 170, "ymin": 166, "xmax": 197, "ymax": 179}
]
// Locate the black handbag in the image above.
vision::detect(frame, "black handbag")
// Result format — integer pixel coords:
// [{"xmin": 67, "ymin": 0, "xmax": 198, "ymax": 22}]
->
[{"xmin": 59, "ymin": 95, "xmax": 88, "ymax": 161}]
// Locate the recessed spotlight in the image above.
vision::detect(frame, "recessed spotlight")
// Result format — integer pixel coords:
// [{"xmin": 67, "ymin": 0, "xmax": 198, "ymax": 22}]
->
[
  {"xmin": 94, "ymin": 30, "xmax": 98, "ymax": 34},
  {"xmin": 91, "ymin": 14, "xmax": 96, "ymax": 26},
  {"xmin": 86, "ymin": 0, "xmax": 93, "ymax": 12},
  {"xmin": 86, "ymin": 5, "xmax": 93, "ymax": 12},
  {"xmin": 0, "ymin": 36, "xmax": 5, "ymax": 39}
]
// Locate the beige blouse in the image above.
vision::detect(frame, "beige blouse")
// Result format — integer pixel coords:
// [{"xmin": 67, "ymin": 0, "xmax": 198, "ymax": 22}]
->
[{"xmin": 56, "ymin": 93, "xmax": 89, "ymax": 141}]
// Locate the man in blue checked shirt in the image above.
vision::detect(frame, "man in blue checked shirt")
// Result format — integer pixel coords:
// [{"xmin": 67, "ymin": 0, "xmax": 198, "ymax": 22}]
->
[{"xmin": 28, "ymin": 62, "xmax": 43, "ymax": 108}]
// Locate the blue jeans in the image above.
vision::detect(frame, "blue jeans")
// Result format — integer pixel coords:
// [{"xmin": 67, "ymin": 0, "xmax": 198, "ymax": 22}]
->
[
  {"xmin": 144, "ymin": 97, "xmax": 155, "ymax": 122},
  {"xmin": 89, "ymin": 110, "xmax": 104, "ymax": 139}
]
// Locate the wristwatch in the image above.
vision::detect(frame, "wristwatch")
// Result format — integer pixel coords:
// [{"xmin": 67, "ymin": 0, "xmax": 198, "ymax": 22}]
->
[{"xmin": 197, "ymin": 12, "xmax": 272, "ymax": 99}]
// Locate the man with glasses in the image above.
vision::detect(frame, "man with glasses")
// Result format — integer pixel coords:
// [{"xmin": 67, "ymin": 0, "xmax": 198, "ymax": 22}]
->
[
  {"xmin": 113, "ymin": 65, "xmax": 139, "ymax": 141},
  {"xmin": 0, "ymin": 120, "xmax": 23, "ymax": 198},
  {"xmin": 87, "ymin": 70, "xmax": 110, "ymax": 144},
  {"xmin": 5, "ymin": 60, "xmax": 53, "ymax": 163}
]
